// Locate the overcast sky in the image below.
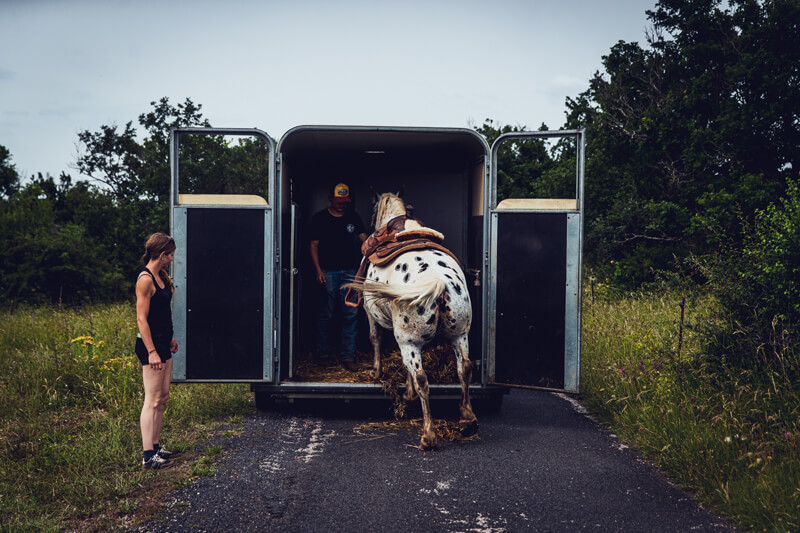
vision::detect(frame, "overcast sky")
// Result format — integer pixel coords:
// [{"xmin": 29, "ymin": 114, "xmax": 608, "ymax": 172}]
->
[{"xmin": 1, "ymin": 0, "xmax": 656, "ymax": 179}]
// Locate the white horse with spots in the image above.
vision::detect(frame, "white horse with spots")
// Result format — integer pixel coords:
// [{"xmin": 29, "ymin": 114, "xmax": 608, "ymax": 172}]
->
[{"xmin": 346, "ymin": 191, "xmax": 477, "ymax": 450}]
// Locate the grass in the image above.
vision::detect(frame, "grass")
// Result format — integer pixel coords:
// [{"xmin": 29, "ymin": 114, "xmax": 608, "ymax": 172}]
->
[
  {"xmin": 0, "ymin": 303, "xmax": 252, "ymax": 532},
  {"xmin": 581, "ymin": 284, "xmax": 800, "ymax": 532},
  {"xmin": 188, "ymin": 445, "xmax": 223, "ymax": 478},
  {"xmin": 3, "ymin": 292, "xmax": 798, "ymax": 531}
]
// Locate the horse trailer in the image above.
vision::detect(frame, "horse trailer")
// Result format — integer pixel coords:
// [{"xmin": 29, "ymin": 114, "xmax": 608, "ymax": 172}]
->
[{"xmin": 168, "ymin": 125, "xmax": 585, "ymax": 408}]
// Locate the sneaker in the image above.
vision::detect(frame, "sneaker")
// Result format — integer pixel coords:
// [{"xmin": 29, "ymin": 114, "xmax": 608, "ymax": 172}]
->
[
  {"xmin": 155, "ymin": 446, "xmax": 177, "ymax": 460},
  {"xmin": 342, "ymin": 360, "xmax": 358, "ymax": 372},
  {"xmin": 142, "ymin": 454, "xmax": 171, "ymax": 470}
]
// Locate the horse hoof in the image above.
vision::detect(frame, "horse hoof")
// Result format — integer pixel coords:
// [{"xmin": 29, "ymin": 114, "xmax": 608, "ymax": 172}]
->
[
  {"xmin": 369, "ymin": 370, "xmax": 381, "ymax": 381},
  {"xmin": 419, "ymin": 434, "xmax": 438, "ymax": 451},
  {"xmin": 459, "ymin": 419, "xmax": 478, "ymax": 437}
]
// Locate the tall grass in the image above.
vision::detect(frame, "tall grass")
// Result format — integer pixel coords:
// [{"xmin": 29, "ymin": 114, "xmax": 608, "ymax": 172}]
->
[
  {"xmin": 0, "ymin": 304, "xmax": 252, "ymax": 531},
  {"xmin": 582, "ymin": 285, "xmax": 800, "ymax": 532},
  {"xmin": 4, "ymin": 293, "xmax": 799, "ymax": 531}
]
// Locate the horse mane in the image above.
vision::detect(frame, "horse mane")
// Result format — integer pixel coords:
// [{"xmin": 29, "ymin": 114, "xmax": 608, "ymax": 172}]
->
[{"xmin": 373, "ymin": 193, "xmax": 406, "ymax": 229}]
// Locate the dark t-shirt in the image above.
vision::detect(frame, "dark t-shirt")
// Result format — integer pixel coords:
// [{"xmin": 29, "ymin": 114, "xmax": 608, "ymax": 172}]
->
[{"xmin": 309, "ymin": 208, "xmax": 365, "ymax": 271}]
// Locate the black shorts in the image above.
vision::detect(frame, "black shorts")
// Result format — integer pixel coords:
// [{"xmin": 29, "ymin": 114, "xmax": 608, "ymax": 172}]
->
[{"xmin": 135, "ymin": 336, "xmax": 173, "ymax": 366}]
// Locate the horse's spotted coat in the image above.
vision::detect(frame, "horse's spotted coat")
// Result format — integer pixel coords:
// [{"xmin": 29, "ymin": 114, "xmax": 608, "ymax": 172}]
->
[{"xmin": 352, "ymin": 192, "xmax": 477, "ymax": 450}]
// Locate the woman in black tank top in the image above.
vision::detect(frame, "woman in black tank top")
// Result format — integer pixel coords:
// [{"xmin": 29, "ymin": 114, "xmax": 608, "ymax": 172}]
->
[{"xmin": 135, "ymin": 232, "xmax": 179, "ymax": 470}]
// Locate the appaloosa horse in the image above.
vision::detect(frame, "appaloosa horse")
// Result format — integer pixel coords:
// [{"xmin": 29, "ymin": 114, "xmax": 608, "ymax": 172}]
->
[{"xmin": 345, "ymin": 191, "xmax": 477, "ymax": 450}]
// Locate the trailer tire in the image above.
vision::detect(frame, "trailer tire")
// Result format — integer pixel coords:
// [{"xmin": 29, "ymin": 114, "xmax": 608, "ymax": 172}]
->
[{"xmin": 254, "ymin": 391, "xmax": 275, "ymax": 411}]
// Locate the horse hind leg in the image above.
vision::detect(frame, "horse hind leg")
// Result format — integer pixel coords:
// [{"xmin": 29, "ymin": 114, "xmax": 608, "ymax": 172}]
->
[
  {"xmin": 400, "ymin": 343, "xmax": 437, "ymax": 450},
  {"xmin": 368, "ymin": 314, "xmax": 382, "ymax": 381},
  {"xmin": 403, "ymin": 371, "xmax": 418, "ymax": 402},
  {"xmin": 453, "ymin": 335, "xmax": 478, "ymax": 437}
]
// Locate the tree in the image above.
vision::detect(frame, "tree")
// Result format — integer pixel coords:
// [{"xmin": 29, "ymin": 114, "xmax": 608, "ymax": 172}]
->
[
  {"xmin": 76, "ymin": 96, "xmax": 271, "ymax": 209},
  {"xmin": 0, "ymin": 145, "xmax": 19, "ymax": 199},
  {"xmin": 75, "ymin": 97, "xmax": 211, "ymax": 203},
  {"xmin": 473, "ymin": 119, "xmax": 557, "ymax": 202},
  {"xmin": 566, "ymin": 0, "xmax": 800, "ymax": 285},
  {"xmin": 75, "ymin": 122, "xmax": 144, "ymax": 199},
  {"xmin": 0, "ymin": 173, "xmax": 126, "ymax": 309},
  {"xmin": 1, "ymin": 98, "xmax": 277, "ymax": 308},
  {"xmin": 72, "ymin": 97, "xmax": 218, "ymax": 292}
]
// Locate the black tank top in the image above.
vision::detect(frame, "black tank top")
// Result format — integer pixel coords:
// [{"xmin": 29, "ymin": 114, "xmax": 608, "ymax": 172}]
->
[{"xmin": 142, "ymin": 267, "xmax": 173, "ymax": 340}]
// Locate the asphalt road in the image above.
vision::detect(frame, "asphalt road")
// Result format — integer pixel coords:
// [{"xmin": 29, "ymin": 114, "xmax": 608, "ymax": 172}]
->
[{"xmin": 133, "ymin": 389, "xmax": 738, "ymax": 532}]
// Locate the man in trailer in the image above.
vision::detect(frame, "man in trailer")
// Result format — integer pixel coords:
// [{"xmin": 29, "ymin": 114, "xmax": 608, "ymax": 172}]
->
[{"xmin": 309, "ymin": 183, "xmax": 368, "ymax": 371}]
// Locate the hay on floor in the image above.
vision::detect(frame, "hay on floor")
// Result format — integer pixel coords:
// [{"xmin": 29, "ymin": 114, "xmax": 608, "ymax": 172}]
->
[{"xmin": 291, "ymin": 344, "xmax": 460, "ymax": 387}]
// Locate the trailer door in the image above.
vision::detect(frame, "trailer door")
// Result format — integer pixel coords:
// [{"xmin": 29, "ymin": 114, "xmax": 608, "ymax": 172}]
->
[
  {"xmin": 485, "ymin": 130, "xmax": 584, "ymax": 393},
  {"xmin": 170, "ymin": 128, "xmax": 277, "ymax": 382}
]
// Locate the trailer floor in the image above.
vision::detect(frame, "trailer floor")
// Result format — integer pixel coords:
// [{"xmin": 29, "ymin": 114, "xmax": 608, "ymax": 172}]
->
[
  {"xmin": 287, "ymin": 348, "xmax": 468, "ymax": 385},
  {"xmin": 254, "ymin": 351, "xmax": 503, "ymax": 408}
]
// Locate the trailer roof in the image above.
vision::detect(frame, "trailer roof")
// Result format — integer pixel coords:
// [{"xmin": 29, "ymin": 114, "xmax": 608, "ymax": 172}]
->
[{"xmin": 279, "ymin": 126, "xmax": 488, "ymax": 160}]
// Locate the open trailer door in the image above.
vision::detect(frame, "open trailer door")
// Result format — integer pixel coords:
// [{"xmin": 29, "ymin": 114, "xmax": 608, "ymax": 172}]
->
[
  {"xmin": 170, "ymin": 128, "xmax": 277, "ymax": 382},
  {"xmin": 485, "ymin": 130, "xmax": 584, "ymax": 393}
]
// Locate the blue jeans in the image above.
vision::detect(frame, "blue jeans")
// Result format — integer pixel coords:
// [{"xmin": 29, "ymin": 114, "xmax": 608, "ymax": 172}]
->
[{"xmin": 316, "ymin": 269, "xmax": 358, "ymax": 361}]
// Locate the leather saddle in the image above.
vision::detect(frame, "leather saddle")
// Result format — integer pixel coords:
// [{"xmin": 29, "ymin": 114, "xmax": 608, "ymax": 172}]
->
[{"xmin": 345, "ymin": 215, "xmax": 459, "ymax": 308}]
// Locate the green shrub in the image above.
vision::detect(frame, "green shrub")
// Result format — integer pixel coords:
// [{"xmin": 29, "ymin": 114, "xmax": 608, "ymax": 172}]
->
[
  {"xmin": 698, "ymin": 179, "xmax": 800, "ymax": 367},
  {"xmin": 741, "ymin": 178, "xmax": 800, "ymax": 327}
]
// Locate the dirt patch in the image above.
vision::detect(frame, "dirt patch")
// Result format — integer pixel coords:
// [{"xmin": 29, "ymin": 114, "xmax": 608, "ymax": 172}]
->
[{"xmin": 350, "ymin": 418, "xmax": 480, "ymax": 446}]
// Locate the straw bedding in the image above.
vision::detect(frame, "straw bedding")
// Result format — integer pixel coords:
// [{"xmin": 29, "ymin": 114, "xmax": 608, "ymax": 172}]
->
[
  {"xmin": 291, "ymin": 344, "xmax": 462, "ymax": 388},
  {"xmin": 291, "ymin": 345, "xmax": 480, "ymax": 443}
]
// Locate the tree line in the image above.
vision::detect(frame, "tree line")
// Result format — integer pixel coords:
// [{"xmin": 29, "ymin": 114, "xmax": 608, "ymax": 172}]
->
[
  {"xmin": 0, "ymin": 98, "xmax": 271, "ymax": 311},
  {"xmin": 477, "ymin": 0, "xmax": 799, "ymax": 360},
  {"xmin": 1, "ymin": 0, "xmax": 798, "ymax": 354}
]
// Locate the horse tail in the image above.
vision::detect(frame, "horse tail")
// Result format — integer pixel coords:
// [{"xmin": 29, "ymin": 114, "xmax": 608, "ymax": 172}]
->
[{"xmin": 345, "ymin": 277, "xmax": 446, "ymax": 309}]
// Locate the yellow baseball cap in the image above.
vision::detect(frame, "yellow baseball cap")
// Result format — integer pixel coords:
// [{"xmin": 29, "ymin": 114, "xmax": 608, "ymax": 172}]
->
[{"xmin": 333, "ymin": 183, "xmax": 350, "ymax": 198}]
